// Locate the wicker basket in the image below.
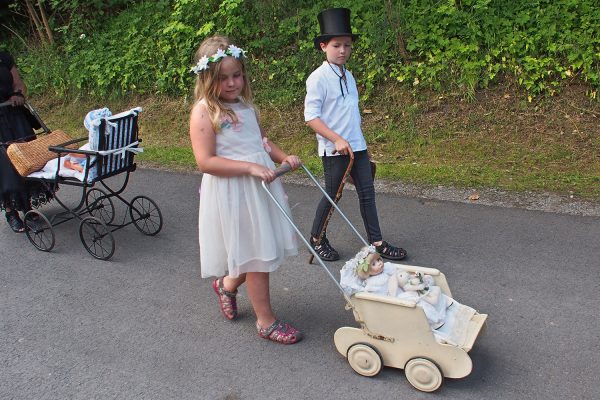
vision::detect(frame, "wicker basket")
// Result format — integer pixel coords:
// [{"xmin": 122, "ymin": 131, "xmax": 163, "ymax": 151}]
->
[{"xmin": 6, "ymin": 130, "xmax": 76, "ymax": 176}]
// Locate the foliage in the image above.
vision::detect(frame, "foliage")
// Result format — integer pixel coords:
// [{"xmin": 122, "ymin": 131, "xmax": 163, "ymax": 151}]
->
[{"xmin": 3, "ymin": 0, "xmax": 599, "ymax": 100}]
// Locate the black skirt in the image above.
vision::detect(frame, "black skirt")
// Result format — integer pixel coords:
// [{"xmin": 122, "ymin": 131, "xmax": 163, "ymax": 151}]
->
[{"xmin": 0, "ymin": 105, "xmax": 56, "ymax": 211}]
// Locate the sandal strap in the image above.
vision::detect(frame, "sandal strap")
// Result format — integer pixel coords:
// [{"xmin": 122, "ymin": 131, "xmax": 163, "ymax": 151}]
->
[
  {"xmin": 311, "ymin": 236, "xmax": 339, "ymax": 259},
  {"xmin": 217, "ymin": 277, "xmax": 238, "ymax": 298},
  {"xmin": 257, "ymin": 320, "xmax": 303, "ymax": 344},
  {"xmin": 376, "ymin": 240, "xmax": 407, "ymax": 259},
  {"xmin": 213, "ymin": 277, "xmax": 238, "ymax": 320}
]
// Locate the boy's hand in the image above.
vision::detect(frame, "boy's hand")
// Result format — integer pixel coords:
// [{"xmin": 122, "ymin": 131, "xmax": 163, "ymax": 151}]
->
[
  {"xmin": 282, "ymin": 155, "xmax": 301, "ymax": 170},
  {"xmin": 333, "ymin": 138, "xmax": 353, "ymax": 158}
]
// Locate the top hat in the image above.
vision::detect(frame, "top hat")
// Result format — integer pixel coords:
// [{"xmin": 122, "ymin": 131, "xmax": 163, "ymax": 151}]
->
[{"xmin": 313, "ymin": 8, "xmax": 359, "ymax": 50}]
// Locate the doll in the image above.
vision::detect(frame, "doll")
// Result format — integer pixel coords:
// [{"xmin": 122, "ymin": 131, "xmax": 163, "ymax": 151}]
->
[
  {"xmin": 340, "ymin": 246, "xmax": 392, "ymax": 295},
  {"xmin": 388, "ymin": 269, "xmax": 448, "ymax": 328},
  {"xmin": 355, "ymin": 248, "xmax": 395, "ymax": 296}
]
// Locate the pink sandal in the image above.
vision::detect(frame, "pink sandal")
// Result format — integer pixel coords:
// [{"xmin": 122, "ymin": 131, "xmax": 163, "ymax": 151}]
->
[
  {"xmin": 257, "ymin": 320, "xmax": 303, "ymax": 344},
  {"xmin": 212, "ymin": 277, "xmax": 238, "ymax": 320}
]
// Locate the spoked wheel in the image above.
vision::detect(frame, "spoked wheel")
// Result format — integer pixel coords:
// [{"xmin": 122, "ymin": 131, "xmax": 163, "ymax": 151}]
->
[
  {"xmin": 79, "ymin": 216, "xmax": 115, "ymax": 260},
  {"xmin": 404, "ymin": 357, "xmax": 443, "ymax": 392},
  {"xmin": 128, "ymin": 195, "xmax": 163, "ymax": 236},
  {"xmin": 347, "ymin": 344, "xmax": 383, "ymax": 377},
  {"xmin": 86, "ymin": 188, "xmax": 115, "ymax": 224},
  {"xmin": 24, "ymin": 210, "xmax": 55, "ymax": 252}
]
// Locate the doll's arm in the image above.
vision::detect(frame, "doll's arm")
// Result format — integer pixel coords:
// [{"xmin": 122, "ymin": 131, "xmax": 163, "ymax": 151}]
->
[{"xmin": 421, "ymin": 286, "xmax": 441, "ymax": 305}]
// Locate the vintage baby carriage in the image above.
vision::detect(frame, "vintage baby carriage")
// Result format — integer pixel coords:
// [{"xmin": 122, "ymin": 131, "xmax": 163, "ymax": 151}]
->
[
  {"xmin": 263, "ymin": 164, "xmax": 487, "ymax": 392},
  {"xmin": 2, "ymin": 101, "xmax": 163, "ymax": 260}
]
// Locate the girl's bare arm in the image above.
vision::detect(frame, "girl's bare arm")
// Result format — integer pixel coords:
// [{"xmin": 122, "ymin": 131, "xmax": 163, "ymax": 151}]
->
[{"xmin": 189, "ymin": 103, "xmax": 277, "ymax": 182}]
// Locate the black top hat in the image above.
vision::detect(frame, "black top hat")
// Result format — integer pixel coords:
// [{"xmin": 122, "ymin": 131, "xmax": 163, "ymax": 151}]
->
[{"xmin": 313, "ymin": 8, "xmax": 359, "ymax": 50}]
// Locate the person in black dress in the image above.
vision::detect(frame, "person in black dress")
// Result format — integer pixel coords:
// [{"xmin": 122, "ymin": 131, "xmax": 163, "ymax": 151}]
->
[{"xmin": 0, "ymin": 51, "xmax": 54, "ymax": 232}]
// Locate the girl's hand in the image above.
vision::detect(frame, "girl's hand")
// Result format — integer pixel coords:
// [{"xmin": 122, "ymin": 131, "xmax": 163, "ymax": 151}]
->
[
  {"xmin": 249, "ymin": 163, "xmax": 277, "ymax": 183},
  {"xmin": 282, "ymin": 155, "xmax": 301, "ymax": 170},
  {"xmin": 333, "ymin": 138, "xmax": 353, "ymax": 158}
]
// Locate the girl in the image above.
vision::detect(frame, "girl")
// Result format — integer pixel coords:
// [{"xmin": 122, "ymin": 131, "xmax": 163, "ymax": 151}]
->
[{"xmin": 189, "ymin": 36, "xmax": 303, "ymax": 344}]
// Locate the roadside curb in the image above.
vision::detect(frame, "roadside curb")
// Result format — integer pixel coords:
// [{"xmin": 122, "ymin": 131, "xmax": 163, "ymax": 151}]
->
[{"xmin": 138, "ymin": 162, "xmax": 600, "ymax": 218}]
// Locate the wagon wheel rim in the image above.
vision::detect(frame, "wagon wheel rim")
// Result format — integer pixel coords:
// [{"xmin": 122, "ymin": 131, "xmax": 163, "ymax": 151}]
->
[
  {"xmin": 24, "ymin": 210, "xmax": 55, "ymax": 252},
  {"xmin": 404, "ymin": 357, "xmax": 443, "ymax": 392},
  {"xmin": 347, "ymin": 343, "xmax": 382, "ymax": 377},
  {"xmin": 79, "ymin": 216, "xmax": 115, "ymax": 260},
  {"xmin": 86, "ymin": 188, "xmax": 115, "ymax": 224},
  {"xmin": 129, "ymin": 195, "xmax": 162, "ymax": 236}
]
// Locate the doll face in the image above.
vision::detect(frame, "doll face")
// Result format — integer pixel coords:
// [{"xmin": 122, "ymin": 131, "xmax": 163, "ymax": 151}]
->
[{"xmin": 368, "ymin": 255, "xmax": 384, "ymax": 275}]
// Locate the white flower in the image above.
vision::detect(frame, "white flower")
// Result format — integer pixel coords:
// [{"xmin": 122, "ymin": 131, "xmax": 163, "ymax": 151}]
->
[
  {"xmin": 228, "ymin": 44, "xmax": 243, "ymax": 58},
  {"xmin": 79, "ymin": 33, "xmax": 86, "ymax": 39},
  {"xmin": 190, "ymin": 44, "xmax": 247, "ymax": 73},
  {"xmin": 191, "ymin": 55, "xmax": 210, "ymax": 74},
  {"xmin": 213, "ymin": 48, "xmax": 227, "ymax": 60}
]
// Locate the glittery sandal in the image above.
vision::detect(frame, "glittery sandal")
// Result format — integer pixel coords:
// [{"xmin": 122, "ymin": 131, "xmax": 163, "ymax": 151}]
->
[
  {"xmin": 256, "ymin": 320, "xmax": 303, "ymax": 344},
  {"xmin": 212, "ymin": 277, "xmax": 238, "ymax": 320}
]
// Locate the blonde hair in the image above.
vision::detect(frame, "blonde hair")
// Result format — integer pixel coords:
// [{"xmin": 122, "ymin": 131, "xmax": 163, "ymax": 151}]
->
[{"xmin": 192, "ymin": 35, "xmax": 254, "ymax": 132}]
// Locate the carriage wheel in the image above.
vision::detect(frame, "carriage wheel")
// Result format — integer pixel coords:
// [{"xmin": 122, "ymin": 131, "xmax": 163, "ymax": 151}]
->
[
  {"xmin": 129, "ymin": 195, "xmax": 163, "ymax": 236},
  {"xmin": 347, "ymin": 344, "xmax": 383, "ymax": 377},
  {"xmin": 24, "ymin": 210, "xmax": 55, "ymax": 252},
  {"xmin": 404, "ymin": 358, "xmax": 443, "ymax": 392},
  {"xmin": 79, "ymin": 216, "xmax": 115, "ymax": 260},
  {"xmin": 86, "ymin": 188, "xmax": 115, "ymax": 224}
]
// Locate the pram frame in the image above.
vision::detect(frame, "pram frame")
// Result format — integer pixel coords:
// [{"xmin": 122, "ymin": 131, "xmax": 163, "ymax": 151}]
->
[
  {"xmin": 1, "ymin": 101, "xmax": 163, "ymax": 260},
  {"xmin": 262, "ymin": 164, "xmax": 487, "ymax": 392}
]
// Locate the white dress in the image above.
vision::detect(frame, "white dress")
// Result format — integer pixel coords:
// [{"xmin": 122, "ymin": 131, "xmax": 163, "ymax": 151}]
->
[{"xmin": 198, "ymin": 100, "xmax": 298, "ymax": 278}]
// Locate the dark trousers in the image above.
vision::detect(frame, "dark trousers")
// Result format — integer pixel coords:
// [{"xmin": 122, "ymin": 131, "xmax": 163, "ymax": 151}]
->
[{"xmin": 310, "ymin": 150, "xmax": 382, "ymax": 243}]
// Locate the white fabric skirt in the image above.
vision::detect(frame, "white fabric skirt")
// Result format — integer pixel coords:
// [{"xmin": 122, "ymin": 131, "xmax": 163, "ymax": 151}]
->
[{"xmin": 198, "ymin": 155, "xmax": 298, "ymax": 278}]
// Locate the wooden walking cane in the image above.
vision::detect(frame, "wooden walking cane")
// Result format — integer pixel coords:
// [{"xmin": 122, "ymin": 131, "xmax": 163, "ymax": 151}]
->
[{"xmin": 309, "ymin": 157, "xmax": 354, "ymax": 264}]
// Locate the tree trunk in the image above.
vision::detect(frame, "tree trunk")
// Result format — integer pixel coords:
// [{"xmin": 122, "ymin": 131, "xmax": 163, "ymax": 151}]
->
[
  {"xmin": 37, "ymin": 0, "xmax": 54, "ymax": 44},
  {"xmin": 24, "ymin": 0, "xmax": 46, "ymax": 43},
  {"xmin": 384, "ymin": 0, "xmax": 411, "ymax": 63}
]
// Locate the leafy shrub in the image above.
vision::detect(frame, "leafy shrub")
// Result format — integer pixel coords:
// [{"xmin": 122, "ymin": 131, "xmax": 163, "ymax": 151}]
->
[{"xmin": 6, "ymin": 0, "xmax": 599, "ymax": 100}]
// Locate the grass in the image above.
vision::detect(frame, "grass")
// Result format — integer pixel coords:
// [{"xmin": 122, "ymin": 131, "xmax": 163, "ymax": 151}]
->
[{"xmin": 30, "ymin": 81, "xmax": 600, "ymax": 199}]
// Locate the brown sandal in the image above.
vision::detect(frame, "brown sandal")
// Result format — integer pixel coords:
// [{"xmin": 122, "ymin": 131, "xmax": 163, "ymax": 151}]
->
[
  {"xmin": 257, "ymin": 320, "xmax": 303, "ymax": 344},
  {"xmin": 212, "ymin": 277, "xmax": 238, "ymax": 320}
]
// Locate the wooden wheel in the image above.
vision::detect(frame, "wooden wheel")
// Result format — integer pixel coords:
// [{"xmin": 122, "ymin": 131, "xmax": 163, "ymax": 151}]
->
[
  {"xmin": 347, "ymin": 344, "xmax": 382, "ymax": 377},
  {"xmin": 404, "ymin": 358, "xmax": 443, "ymax": 392}
]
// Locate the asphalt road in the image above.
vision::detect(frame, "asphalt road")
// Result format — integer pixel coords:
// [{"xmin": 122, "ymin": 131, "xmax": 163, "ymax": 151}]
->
[{"xmin": 1, "ymin": 168, "xmax": 599, "ymax": 400}]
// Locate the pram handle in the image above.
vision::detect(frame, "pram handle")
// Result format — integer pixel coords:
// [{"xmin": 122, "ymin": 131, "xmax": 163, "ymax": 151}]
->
[{"xmin": 273, "ymin": 163, "xmax": 292, "ymax": 178}]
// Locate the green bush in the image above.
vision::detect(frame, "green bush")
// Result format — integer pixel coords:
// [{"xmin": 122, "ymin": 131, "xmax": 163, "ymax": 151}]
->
[{"xmin": 6, "ymin": 0, "xmax": 599, "ymax": 100}]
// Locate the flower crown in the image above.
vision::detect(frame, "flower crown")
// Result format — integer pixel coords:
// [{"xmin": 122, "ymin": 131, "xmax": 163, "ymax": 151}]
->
[
  {"xmin": 346, "ymin": 245, "xmax": 376, "ymax": 274},
  {"xmin": 191, "ymin": 44, "xmax": 247, "ymax": 74}
]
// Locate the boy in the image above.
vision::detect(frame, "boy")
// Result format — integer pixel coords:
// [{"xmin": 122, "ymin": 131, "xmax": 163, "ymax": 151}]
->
[{"xmin": 304, "ymin": 8, "xmax": 407, "ymax": 262}]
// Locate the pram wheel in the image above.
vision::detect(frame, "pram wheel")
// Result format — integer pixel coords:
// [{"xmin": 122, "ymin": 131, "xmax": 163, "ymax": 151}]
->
[
  {"xmin": 86, "ymin": 188, "xmax": 115, "ymax": 224},
  {"xmin": 79, "ymin": 216, "xmax": 115, "ymax": 260},
  {"xmin": 347, "ymin": 343, "xmax": 382, "ymax": 377},
  {"xmin": 129, "ymin": 195, "xmax": 162, "ymax": 236},
  {"xmin": 24, "ymin": 210, "xmax": 55, "ymax": 252},
  {"xmin": 404, "ymin": 357, "xmax": 443, "ymax": 392}
]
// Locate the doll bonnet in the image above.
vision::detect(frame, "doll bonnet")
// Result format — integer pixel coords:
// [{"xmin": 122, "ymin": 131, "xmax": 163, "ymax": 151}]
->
[{"xmin": 313, "ymin": 8, "xmax": 359, "ymax": 50}]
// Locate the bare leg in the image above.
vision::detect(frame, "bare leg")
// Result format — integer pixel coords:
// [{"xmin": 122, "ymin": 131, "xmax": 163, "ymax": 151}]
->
[
  {"xmin": 245, "ymin": 272, "xmax": 276, "ymax": 329},
  {"xmin": 223, "ymin": 273, "xmax": 246, "ymax": 292}
]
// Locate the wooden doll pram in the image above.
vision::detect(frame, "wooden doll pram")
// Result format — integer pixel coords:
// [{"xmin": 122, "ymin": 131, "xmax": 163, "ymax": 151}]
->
[
  {"xmin": 263, "ymin": 164, "xmax": 487, "ymax": 392},
  {"xmin": 2, "ymin": 101, "xmax": 163, "ymax": 260}
]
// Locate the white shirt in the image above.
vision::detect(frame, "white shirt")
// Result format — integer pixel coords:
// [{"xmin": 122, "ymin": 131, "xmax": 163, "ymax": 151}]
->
[{"xmin": 304, "ymin": 62, "xmax": 367, "ymax": 156}]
